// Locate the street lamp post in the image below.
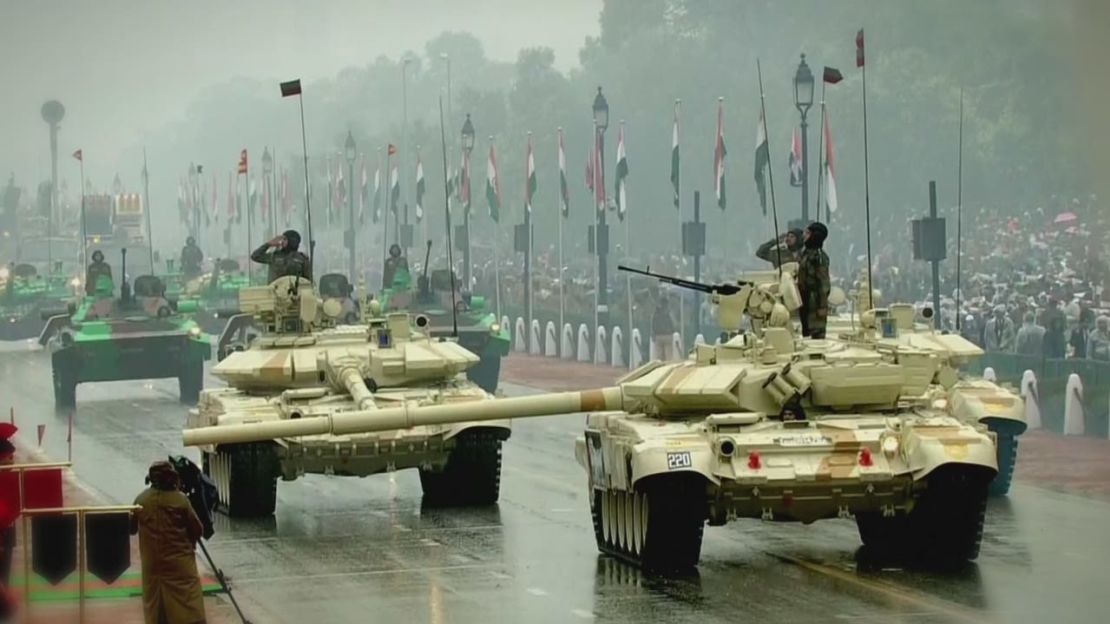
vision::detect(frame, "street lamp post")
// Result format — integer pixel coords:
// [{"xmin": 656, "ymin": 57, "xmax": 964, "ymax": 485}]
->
[
  {"xmin": 41, "ymin": 100, "xmax": 65, "ymax": 271},
  {"xmin": 794, "ymin": 54, "xmax": 815, "ymax": 224},
  {"xmin": 592, "ymin": 87, "xmax": 611, "ymax": 338},
  {"xmin": 262, "ymin": 148, "xmax": 274, "ymax": 239},
  {"xmin": 460, "ymin": 114, "xmax": 475, "ymax": 289},
  {"xmin": 344, "ymin": 131, "xmax": 357, "ymax": 280}
]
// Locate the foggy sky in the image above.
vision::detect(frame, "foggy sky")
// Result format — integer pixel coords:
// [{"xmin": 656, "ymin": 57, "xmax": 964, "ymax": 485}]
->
[{"xmin": 0, "ymin": 0, "xmax": 600, "ymax": 186}]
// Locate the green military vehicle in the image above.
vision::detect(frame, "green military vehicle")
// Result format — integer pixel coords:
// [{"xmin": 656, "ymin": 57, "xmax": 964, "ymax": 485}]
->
[
  {"xmin": 1, "ymin": 262, "xmax": 79, "ymax": 341},
  {"xmin": 40, "ymin": 249, "xmax": 212, "ymax": 407},
  {"xmin": 163, "ymin": 258, "xmax": 253, "ymax": 335},
  {"xmin": 378, "ymin": 242, "xmax": 510, "ymax": 393}
]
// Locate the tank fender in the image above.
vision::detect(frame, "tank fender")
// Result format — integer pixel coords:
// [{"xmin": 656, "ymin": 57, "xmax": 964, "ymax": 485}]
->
[
  {"xmin": 948, "ymin": 381, "xmax": 1027, "ymax": 435},
  {"xmin": 628, "ymin": 438, "xmax": 719, "ymax": 490},
  {"xmin": 442, "ymin": 421, "xmax": 512, "ymax": 441},
  {"xmin": 902, "ymin": 422, "xmax": 998, "ymax": 481}
]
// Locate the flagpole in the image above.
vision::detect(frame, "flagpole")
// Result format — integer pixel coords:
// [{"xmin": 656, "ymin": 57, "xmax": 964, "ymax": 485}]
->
[
  {"xmin": 438, "ymin": 97, "xmax": 459, "ymax": 337},
  {"xmin": 383, "ymin": 149, "xmax": 391, "ymax": 279},
  {"xmin": 674, "ymin": 99, "xmax": 684, "ymax": 348},
  {"xmin": 955, "ymin": 87, "xmax": 964, "ymax": 331},
  {"xmin": 592, "ymin": 120, "xmax": 600, "ymax": 365},
  {"xmin": 142, "ymin": 149, "xmax": 154, "ymax": 272},
  {"xmin": 815, "ymin": 82, "xmax": 826, "ymax": 223},
  {"xmin": 620, "ymin": 120, "xmax": 632, "ymax": 367},
  {"xmin": 296, "ymin": 93, "xmax": 314, "ymax": 270},
  {"xmin": 79, "ymin": 157, "xmax": 87, "ymax": 271},
  {"xmin": 860, "ymin": 29, "xmax": 874, "ymax": 309},
  {"xmin": 756, "ymin": 60, "xmax": 783, "ymax": 275},
  {"xmin": 526, "ymin": 132, "xmax": 534, "ymax": 353},
  {"xmin": 243, "ymin": 164, "xmax": 252, "ymax": 285},
  {"xmin": 557, "ymin": 128, "xmax": 565, "ymax": 358}
]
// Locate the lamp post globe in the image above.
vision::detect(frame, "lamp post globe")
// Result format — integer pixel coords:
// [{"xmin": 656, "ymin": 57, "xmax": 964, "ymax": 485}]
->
[
  {"xmin": 793, "ymin": 54, "xmax": 814, "ymax": 223},
  {"xmin": 41, "ymin": 100, "xmax": 65, "ymax": 125},
  {"xmin": 461, "ymin": 114, "xmax": 475, "ymax": 155},
  {"xmin": 592, "ymin": 86, "xmax": 609, "ymax": 132},
  {"xmin": 344, "ymin": 131, "xmax": 356, "ymax": 165}
]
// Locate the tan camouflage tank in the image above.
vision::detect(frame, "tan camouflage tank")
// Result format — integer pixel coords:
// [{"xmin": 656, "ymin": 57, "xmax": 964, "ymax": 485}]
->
[
  {"xmin": 185, "ymin": 269, "xmax": 1000, "ymax": 571},
  {"xmin": 828, "ymin": 271, "xmax": 1025, "ymax": 496},
  {"xmin": 185, "ymin": 276, "xmax": 509, "ymax": 517}
]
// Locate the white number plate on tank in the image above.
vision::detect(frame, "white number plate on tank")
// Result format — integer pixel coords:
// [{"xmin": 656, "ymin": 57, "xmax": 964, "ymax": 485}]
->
[
  {"xmin": 667, "ymin": 452, "xmax": 693, "ymax": 469},
  {"xmin": 776, "ymin": 434, "xmax": 832, "ymax": 447}
]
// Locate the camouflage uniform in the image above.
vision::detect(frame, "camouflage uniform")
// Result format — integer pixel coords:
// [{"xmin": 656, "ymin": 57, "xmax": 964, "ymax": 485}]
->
[
  {"xmin": 85, "ymin": 260, "xmax": 113, "ymax": 296},
  {"xmin": 251, "ymin": 243, "xmax": 312, "ymax": 284},
  {"xmin": 796, "ymin": 246, "xmax": 830, "ymax": 339}
]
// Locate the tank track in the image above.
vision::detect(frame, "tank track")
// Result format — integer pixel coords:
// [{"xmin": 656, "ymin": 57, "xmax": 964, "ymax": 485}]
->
[
  {"xmin": 988, "ymin": 434, "xmax": 1018, "ymax": 497},
  {"xmin": 590, "ymin": 475, "xmax": 706, "ymax": 573},
  {"xmin": 419, "ymin": 431, "xmax": 504, "ymax": 506},
  {"xmin": 203, "ymin": 443, "xmax": 279, "ymax": 518}
]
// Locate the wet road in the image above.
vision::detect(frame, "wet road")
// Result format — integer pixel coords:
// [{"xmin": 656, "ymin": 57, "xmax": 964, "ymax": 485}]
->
[{"xmin": 3, "ymin": 341, "xmax": 1108, "ymax": 624}]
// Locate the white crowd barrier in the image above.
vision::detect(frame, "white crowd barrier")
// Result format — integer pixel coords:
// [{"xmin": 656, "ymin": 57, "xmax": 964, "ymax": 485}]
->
[
  {"xmin": 1064, "ymin": 373, "xmax": 1084, "ymax": 436},
  {"xmin": 561, "ymin": 323, "xmax": 574, "ymax": 360},
  {"xmin": 530, "ymin": 319, "xmax": 542, "ymax": 355},
  {"xmin": 672, "ymin": 332, "xmax": 683, "ymax": 360},
  {"xmin": 577, "ymin": 324, "xmax": 591, "ymax": 362},
  {"xmin": 630, "ymin": 329, "xmax": 644, "ymax": 370},
  {"xmin": 983, "ymin": 367, "xmax": 997, "ymax": 382},
  {"xmin": 694, "ymin": 333, "xmax": 706, "ymax": 345},
  {"xmin": 544, "ymin": 321, "xmax": 558, "ymax": 357},
  {"xmin": 1020, "ymin": 369, "xmax": 1041, "ymax": 430},
  {"xmin": 514, "ymin": 317, "xmax": 527, "ymax": 353},
  {"xmin": 595, "ymin": 326, "xmax": 608, "ymax": 365},
  {"xmin": 611, "ymin": 327, "xmax": 624, "ymax": 369}
]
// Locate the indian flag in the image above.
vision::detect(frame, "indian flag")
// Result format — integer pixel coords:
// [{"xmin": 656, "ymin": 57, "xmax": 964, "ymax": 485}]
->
[
  {"xmin": 754, "ymin": 110, "xmax": 769, "ymax": 216},
  {"xmin": 714, "ymin": 98, "xmax": 726, "ymax": 211},
  {"xmin": 824, "ymin": 112, "xmax": 838, "ymax": 215},
  {"xmin": 389, "ymin": 164, "xmax": 400, "ymax": 215},
  {"xmin": 486, "ymin": 141, "xmax": 501, "ymax": 222},
  {"xmin": 415, "ymin": 150, "xmax": 425, "ymax": 222},
  {"xmin": 558, "ymin": 128, "xmax": 569, "ymax": 218},
  {"xmin": 525, "ymin": 133, "xmax": 536, "ymax": 214},
  {"xmin": 670, "ymin": 100, "xmax": 680, "ymax": 209},
  {"xmin": 615, "ymin": 122, "xmax": 628, "ymax": 221}
]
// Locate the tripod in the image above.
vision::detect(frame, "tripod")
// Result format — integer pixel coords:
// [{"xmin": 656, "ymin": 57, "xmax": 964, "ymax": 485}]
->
[{"xmin": 198, "ymin": 539, "xmax": 253, "ymax": 624}]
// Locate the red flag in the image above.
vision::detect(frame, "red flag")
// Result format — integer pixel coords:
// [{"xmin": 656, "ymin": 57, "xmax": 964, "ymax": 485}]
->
[
  {"xmin": 72, "ymin": 149, "xmax": 83, "ymax": 162},
  {"xmin": 856, "ymin": 29, "xmax": 865, "ymax": 68},
  {"xmin": 238, "ymin": 149, "xmax": 248, "ymax": 174},
  {"xmin": 37, "ymin": 424, "xmax": 45, "ymax": 446},
  {"xmin": 593, "ymin": 125, "xmax": 606, "ymax": 211},
  {"xmin": 585, "ymin": 141, "xmax": 594, "ymax": 191},
  {"xmin": 387, "ymin": 144, "xmax": 397, "ymax": 156}
]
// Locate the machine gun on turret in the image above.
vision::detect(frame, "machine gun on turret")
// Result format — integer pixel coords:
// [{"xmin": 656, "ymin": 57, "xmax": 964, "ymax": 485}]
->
[{"xmin": 617, "ymin": 265, "xmax": 750, "ymax": 295}]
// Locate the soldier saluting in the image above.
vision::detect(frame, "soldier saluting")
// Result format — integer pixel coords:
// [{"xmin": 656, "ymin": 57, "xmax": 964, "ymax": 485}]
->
[
  {"xmin": 755, "ymin": 228, "xmax": 803, "ymax": 268},
  {"xmin": 251, "ymin": 229, "xmax": 312, "ymax": 283},
  {"xmin": 796, "ymin": 222, "xmax": 830, "ymax": 339}
]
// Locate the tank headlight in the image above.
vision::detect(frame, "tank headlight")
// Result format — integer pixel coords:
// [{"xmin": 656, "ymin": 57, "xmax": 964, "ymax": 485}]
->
[
  {"xmin": 188, "ymin": 326, "xmax": 202, "ymax": 337},
  {"xmin": 931, "ymin": 398, "xmax": 948, "ymax": 411},
  {"xmin": 881, "ymin": 436, "xmax": 900, "ymax": 456},
  {"xmin": 489, "ymin": 322, "xmax": 501, "ymax": 334}
]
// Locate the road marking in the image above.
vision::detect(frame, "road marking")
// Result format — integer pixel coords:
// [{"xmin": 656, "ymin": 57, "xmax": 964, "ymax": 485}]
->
[
  {"xmin": 234, "ymin": 562, "xmax": 498, "ymax": 584},
  {"xmin": 570, "ymin": 608, "xmax": 595, "ymax": 619},
  {"xmin": 525, "ymin": 587, "xmax": 548, "ymax": 596},
  {"xmin": 769, "ymin": 552, "xmax": 992, "ymax": 624}
]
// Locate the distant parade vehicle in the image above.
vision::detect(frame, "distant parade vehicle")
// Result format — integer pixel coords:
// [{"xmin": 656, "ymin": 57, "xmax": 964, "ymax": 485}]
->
[
  {"xmin": 39, "ymin": 248, "xmax": 211, "ymax": 407},
  {"xmin": 826, "ymin": 271, "xmax": 1027, "ymax": 496},
  {"xmin": 378, "ymin": 241, "xmax": 510, "ymax": 393},
  {"xmin": 161, "ymin": 257, "xmax": 254, "ymax": 336},
  {"xmin": 184, "ymin": 266, "xmax": 1007, "ymax": 571},
  {"xmin": 184, "ymin": 276, "xmax": 510, "ymax": 518},
  {"xmin": 0, "ymin": 259, "xmax": 80, "ymax": 341}
]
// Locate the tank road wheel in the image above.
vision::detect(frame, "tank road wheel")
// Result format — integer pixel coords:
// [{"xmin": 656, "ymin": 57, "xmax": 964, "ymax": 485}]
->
[
  {"xmin": 419, "ymin": 431, "xmax": 504, "ymax": 506},
  {"xmin": 989, "ymin": 434, "xmax": 1018, "ymax": 497},
  {"xmin": 203, "ymin": 443, "xmax": 279, "ymax": 517},
  {"xmin": 178, "ymin": 360, "xmax": 204, "ymax": 405},
  {"xmin": 591, "ymin": 475, "xmax": 706, "ymax": 572},
  {"xmin": 52, "ymin": 369, "xmax": 77, "ymax": 409}
]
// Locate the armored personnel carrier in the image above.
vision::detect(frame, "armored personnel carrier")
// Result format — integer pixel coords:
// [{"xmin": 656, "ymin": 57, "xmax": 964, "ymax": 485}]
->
[
  {"xmin": 379, "ymin": 241, "xmax": 509, "ymax": 392},
  {"xmin": 828, "ymin": 274, "xmax": 1025, "ymax": 496},
  {"xmin": 185, "ymin": 276, "xmax": 510, "ymax": 518},
  {"xmin": 185, "ymin": 267, "xmax": 999, "ymax": 571},
  {"xmin": 40, "ymin": 249, "xmax": 211, "ymax": 407}
]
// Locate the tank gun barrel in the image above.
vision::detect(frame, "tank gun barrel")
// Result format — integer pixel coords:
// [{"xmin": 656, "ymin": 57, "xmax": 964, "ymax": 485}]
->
[
  {"xmin": 183, "ymin": 386, "xmax": 624, "ymax": 447},
  {"xmin": 618, "ymin": 265, "xmax": 749, "ymax": 295}
]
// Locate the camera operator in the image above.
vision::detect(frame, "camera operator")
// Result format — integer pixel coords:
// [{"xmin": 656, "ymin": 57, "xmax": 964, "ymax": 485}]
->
[{"xmin": 131, "ymin": 460, "xmax": 207, "ymax": 624}]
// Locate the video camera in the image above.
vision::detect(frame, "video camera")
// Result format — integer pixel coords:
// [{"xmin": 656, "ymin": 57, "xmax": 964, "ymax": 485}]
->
[{"xmin": 168, "ymin": 455, "xmax": 219, "ymax": 540}]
